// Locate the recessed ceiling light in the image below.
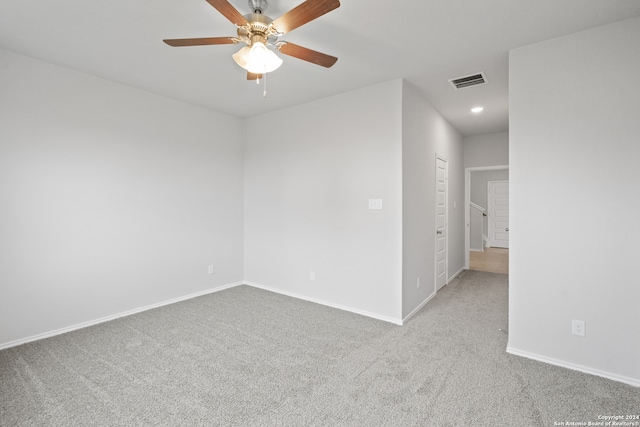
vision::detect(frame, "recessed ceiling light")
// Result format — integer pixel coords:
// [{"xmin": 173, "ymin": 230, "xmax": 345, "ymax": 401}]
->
[{"xmin": 471, "ymin": 107, "xmax": 484, "ymax": 113}]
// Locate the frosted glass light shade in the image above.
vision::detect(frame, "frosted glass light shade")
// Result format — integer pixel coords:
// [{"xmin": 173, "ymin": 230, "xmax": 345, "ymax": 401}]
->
[
  {"xmin": 232, "ymin": 42, "xmax": 282, "ymax": 74},
  {"xmin": 232, "ymin": 46, "xmax": 251, "ymax": 70}
]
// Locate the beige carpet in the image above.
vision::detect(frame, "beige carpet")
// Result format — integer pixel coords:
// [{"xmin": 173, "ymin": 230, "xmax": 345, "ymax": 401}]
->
[{"xmin": 1, "ymin": 270, "xmax": 638, "ymax": 426}]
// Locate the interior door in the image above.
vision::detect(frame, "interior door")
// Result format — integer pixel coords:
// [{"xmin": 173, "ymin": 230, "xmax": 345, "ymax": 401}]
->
[
  {"xmin": 488, "ymin": 180, "xmax": 509, "ymax": 248},
  {"xmin": 435, "ymin": 156, "xmax": 448, "ymax": 291}
]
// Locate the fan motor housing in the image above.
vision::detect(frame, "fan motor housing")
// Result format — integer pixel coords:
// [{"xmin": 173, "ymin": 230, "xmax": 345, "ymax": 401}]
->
[{"xmin": 238, "ymin": 13, "xmax": 275, "ymax": 44}]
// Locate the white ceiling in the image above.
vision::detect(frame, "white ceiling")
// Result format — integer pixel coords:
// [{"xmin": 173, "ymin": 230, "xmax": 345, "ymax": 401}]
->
[{"xmin": 2, "ymin": 0, "xmax": 640, "ymax": 136}]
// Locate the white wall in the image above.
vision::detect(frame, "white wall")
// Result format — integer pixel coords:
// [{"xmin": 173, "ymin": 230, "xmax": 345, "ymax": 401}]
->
[
  {"xmin": 243, "ymin": 80, "xmax": 404, "ymax": 323},
  {"xmin": 463, "ymin": 131, "xmax": 508, "ymax": 168},
  {"xmin": 0, "ymin": 49, "xmax": 245, "ymax": 347},
  {"xmin": 508, "ymin": 17, "xmax": 640, "ymax": 386},
  {"xmin": 469, "ymin": 205, "xmax": 484, "ymax": 251},
  {"xmin": 402, "ymin": 82, "xmax": 464, "ymax": 319},
  {"xmin": 0, "ymin": 49, "xmax": 482, "ymax": 345}
]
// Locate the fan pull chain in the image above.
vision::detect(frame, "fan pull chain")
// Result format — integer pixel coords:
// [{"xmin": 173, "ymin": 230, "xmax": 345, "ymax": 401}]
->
[{"xmin": 263, "ymin": 72, "xmax": 267, "ymax": 98}]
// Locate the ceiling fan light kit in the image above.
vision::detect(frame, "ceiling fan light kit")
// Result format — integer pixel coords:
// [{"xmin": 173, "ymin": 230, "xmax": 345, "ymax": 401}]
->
[
  {"xmin": 232, "ymin": 41, "xmax": 283, "ymax": 74},
  {"xmin": 163, "ymin": 0, "xmax": 340, "ymax": 91}
]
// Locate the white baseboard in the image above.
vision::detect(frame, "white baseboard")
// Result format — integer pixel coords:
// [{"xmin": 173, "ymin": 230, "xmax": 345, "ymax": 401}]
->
[
  {"xmin": 448, "ymin": 267, "xmax": 465, "ymax": 283},
  {"xmin": 402, "ymin": 291, "xmax": 436, "ymax": 324},
  {"xmin": 401, "ymin": 268, "xmax": 464, "ymax": 324},
  {"xmin": 0, "ymin": 281, "xmax": 244, "ymax": 351},
  {"xmin": 244, "ymin": 281, "xmax": 404, "ymax": 326},
  {"xmin": 506, "ymin": 346, "xmax": 640, "ymax": 388}
]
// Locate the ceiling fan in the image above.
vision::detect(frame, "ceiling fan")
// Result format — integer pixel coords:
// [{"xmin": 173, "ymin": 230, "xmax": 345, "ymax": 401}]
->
[{"xmin": 163, "ymin": 0, "xmax": 340, "ymax": 81}]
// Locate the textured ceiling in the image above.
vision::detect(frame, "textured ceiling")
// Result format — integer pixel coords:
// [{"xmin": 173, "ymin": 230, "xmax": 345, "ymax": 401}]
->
[{"xmin": 2, "ymin": 0, "xmax": 640, "ymax": 136}]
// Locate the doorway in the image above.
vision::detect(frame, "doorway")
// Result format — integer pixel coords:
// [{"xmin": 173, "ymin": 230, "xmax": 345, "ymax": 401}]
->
[{"xmin": 464, "ymin": 165, "xmax": 509, "ymax": 270}]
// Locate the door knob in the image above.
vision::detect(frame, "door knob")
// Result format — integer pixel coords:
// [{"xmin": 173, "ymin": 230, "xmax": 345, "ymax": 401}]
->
[{"xmin": 437, "ymin": 230, "xmax": 443, "ymax": 235}]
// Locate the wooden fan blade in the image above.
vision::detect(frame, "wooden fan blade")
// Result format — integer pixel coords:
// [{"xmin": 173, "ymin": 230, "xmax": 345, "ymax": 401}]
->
[
  {"xmin": 163, "ymin": 37, "xmax": 236, "ymax": 47},
  {"xmin": 270, "ymin": 0, "xmax": 340, "ymax": 35},
  {"xmin": 247, "ymin": 72, "xmax": 263, "ymax": 80},
  {"xmin": 205, "ymin": 0, "xmax": 249, "ymax": 26},
  {"xmin": 278, "ymin": 42, "xmax": 338, "ymax": 68}
]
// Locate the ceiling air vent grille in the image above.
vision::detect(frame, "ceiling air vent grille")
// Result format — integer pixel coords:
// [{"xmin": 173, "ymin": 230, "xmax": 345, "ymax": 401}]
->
[{"xmin": 449, "ymin": 72, "xmax": 487, "ymax": 90}]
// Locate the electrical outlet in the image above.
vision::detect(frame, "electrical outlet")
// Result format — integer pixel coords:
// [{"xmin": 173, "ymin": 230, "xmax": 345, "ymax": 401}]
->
[
  {"xmin": 309, "ymin": 271, "xmax": 315, "ymax": 281},
  {"xmin": 208, "ymin": 265, "xmax": 214, "ymax": 275},
  {"xmin": 417, "ymin": 276, "xmax": 421, "ymax": 289},
  {"xmin": 572, "ymin": 319, "xmax": 585, "ymax": 337},
  {"xmin": 368, "ymin": 199, "xmax": 383, "ymax": 210}
]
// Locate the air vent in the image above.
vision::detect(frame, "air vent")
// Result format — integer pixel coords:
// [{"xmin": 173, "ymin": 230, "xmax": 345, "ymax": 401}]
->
[{"xmin": 449, "ymin": 72, "xmax": 487, "ymax": 90}]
